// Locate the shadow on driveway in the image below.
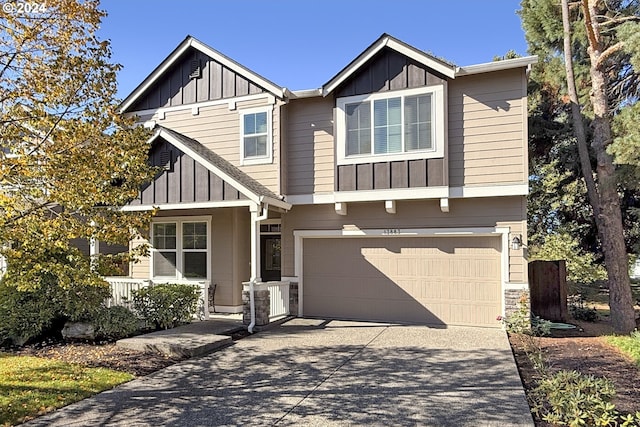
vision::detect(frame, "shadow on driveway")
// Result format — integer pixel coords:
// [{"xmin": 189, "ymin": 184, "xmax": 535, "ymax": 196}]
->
[{"xmin": 26, "ymin": 320, "xmax": 533, "ymax": 426}]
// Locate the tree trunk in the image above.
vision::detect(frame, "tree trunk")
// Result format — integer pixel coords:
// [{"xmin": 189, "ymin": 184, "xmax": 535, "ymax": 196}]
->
[
  {"xmin": 582, "ymin": 0, "xmax": 636, "ymax": 334},
  {"xmin": 560, "ymin": 0, "xmax": 601, "ymax": 223}
]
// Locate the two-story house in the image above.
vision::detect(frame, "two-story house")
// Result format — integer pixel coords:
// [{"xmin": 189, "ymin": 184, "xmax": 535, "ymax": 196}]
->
[{"xmin": 118, "ymin": 34, "xmax": 536, "ymax": 328}]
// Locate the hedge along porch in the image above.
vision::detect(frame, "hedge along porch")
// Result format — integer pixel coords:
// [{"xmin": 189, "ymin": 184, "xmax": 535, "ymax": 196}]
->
[{"xmin": 117, "ymin": 126, "xmax": 291, "ymax": 324}]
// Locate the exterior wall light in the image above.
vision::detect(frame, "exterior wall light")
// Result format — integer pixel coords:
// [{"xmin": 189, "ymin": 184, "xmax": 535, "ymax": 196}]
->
[{"xmin": 511, "ymin": 235, "xmax": 522, "ymax": 251}]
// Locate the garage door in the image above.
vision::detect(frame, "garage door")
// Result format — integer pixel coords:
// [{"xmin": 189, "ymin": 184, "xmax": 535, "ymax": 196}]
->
[{"xmin": 303, "ymin": 236, "xmax": 502, "ymax": 327}]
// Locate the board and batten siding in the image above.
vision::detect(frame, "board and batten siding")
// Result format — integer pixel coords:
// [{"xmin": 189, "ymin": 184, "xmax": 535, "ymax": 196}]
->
[
  {"xmin": 137, "ymin": 97, "xmax": 282, "ymax": 194},
  {"xmin": 285, "ymin": 96, "xmax": 335, "ymax": 195},
  {"xmin": 130, "ymin": 48, "xmax": 265, "ymax": 111},
  {"xmin": 132, "ymin": 137, "xmax": 246, "ymax": 206},
  {"xmin": 335, "ymin": 47, "xmax": 447, "ymax": 98},
  {"xmin": 281, "ymin": 196, "xmax": 527, "ymax": 284},
  {"xmin": 448, "ymin": 68, "xmax": 528, "ymax": 187}
]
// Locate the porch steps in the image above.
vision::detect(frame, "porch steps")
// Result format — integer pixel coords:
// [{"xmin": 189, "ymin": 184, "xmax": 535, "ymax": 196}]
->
[{"xmin": 116, "ymin": 319, "xmax": 243, "ymax": 358}]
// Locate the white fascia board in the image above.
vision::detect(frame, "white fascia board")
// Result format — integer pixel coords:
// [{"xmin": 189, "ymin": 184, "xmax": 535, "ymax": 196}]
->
[
  {"xmin": 120, "ymin": 37, "xmax": 285, "ymax": 114},
  {"xmin": 385, "ymin": 39, "xmax": 456, "ymax": 79},
  {"xmin": 323, "ymin": 36, "xmax": 456, "ymax": 96},
  {"xmin": 288, "ymin": 89, "xmax": 323, "ymax": 99},
  {"xmin": 153, "ymin": 129, "xmax": 261, "ymax": 204},
  {"xmin": 456, "ymin": 56, "xmax": 538, "ymax": 77},
  {"xmin": 323, "ymin": 37, "xmax": 387, "ymax": 96},
  {"xmin": 285, "ymin": 193, "xmax": 335, "ymax": 205},
  {"xmin": 119, "ymin": 40, "xmax": 192, "ymax": 113},
  {"xmin": 132, "ymin": 93, "xmax": 275, "ymax": 120},
  {"xmin": 260, "ymin": 196, "xmax": 291, "ymax": 211},
  {"xmin": 189, "ymin": 39, "xmax": 285, "ymax": 99},
  {"xmin": 285, "ymin": 184, "xmax": 527, "ymax": 206},
  {"xmin": 449, "ymin": 184, "xmax": 528, "ymax": 198},
  {"xmin": 333, "ymin": 187, "xmax": 449, "ymax": 203},
  {"xmin": 122, "ymin": 200, "xmax": 253, "ymax": 212}
]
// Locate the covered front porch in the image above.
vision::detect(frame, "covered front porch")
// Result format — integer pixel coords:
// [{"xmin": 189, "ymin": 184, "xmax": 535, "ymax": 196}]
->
[{"xmin": 106, "ymin": 126, "xmax": 293, "ymax": 329}]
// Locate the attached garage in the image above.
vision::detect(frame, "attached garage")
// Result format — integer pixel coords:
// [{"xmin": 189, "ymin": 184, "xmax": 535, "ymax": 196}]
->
[{"xmin": 302, "ymin": 235, "xmax": 502, "ymax": 328}]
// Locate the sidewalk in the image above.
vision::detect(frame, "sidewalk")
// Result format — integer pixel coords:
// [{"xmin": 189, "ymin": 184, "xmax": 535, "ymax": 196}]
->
[{"xmin": 116, "ymin": 317, "xmax": 244, "ymax": 358}]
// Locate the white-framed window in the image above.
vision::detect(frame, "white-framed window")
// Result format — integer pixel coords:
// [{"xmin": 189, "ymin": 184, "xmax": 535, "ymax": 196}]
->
[
  {"xmin": 240, "ymin": 106, "xmax": 272, "ymax": 165},
  {"xmin": 336, "ymin": 85, "xmax": 445, "ymax": 165},
  {"xmin": 151, "ymin": 217, "xmax": 210, "ymax": 280}
]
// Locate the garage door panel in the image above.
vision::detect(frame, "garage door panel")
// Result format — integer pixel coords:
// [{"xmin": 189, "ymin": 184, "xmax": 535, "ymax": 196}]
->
[{"xmin": 303, "ymin": 237, "xmax": 501, "ymax": 327}]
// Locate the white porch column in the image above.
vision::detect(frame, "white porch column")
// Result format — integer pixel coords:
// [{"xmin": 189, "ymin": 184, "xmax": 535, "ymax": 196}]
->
[{"xmin": 249, "ymin": 203, "xmax": 262, "ymax": 282}]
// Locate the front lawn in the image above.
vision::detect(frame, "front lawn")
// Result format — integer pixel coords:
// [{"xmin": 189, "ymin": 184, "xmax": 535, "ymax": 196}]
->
[{"xmin": 0, "ymin": 354, "xmax": 132, "ymax": 426}]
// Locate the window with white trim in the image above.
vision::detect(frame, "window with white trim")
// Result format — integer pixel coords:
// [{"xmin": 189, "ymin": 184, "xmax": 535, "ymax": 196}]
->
[
  {"xmin": 337, "ymin": 85, "xmax": 445, "ymax": 165},
  {"xmin": 240, "ymin": 107, "xmax": 272, "ymax": 165},
  {"xmin": 151, "ymin": 218, "xmax": 209, "ymax": 280}
]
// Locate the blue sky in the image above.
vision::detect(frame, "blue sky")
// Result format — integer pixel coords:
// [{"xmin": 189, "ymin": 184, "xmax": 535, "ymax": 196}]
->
[{"xmin": 98, "ymin": 0, "xmax": 529, "ymax": 99}]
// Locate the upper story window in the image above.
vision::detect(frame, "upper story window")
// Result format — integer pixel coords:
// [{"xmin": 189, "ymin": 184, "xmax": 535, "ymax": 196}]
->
[
  {"xmin": 240, "ymin": 106, "xmax": 272, "ymax": 166},
  {"xmin": 337, "ymin": 85, "xmax": 445, "ymax": 165}
]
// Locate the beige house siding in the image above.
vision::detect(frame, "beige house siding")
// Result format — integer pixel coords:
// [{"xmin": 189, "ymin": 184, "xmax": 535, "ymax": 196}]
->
[
  {"xmin": 131, "ymin": 96, "xmax": 282, "ymax": 195},
  {"xmin": 285, "ymin": 96, "xmax": 335, "ymax": 195},
  {"xmin": 448, "ymin": 68, "xmax": 527, "ymax": 187},
  {"xmin": 281, "ymin": 196, "xmax": 526, "ymax": 284},
  {"xmin": 129, "ymin": 207, "xmax": 251, "ymax": 308}
]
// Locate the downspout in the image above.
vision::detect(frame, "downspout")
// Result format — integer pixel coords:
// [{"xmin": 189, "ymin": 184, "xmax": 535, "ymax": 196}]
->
[{"xmin": 248, "ymin": 203, "xmax": 269, "ymax": 333}]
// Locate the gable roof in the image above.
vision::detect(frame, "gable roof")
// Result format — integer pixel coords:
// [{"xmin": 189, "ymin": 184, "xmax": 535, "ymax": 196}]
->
[
  {"xmin": 120, "ymin": 36, "xmax": 285, "ymax": 114},
  {"xmin": 322, "ymin": 33, "xmax": 458, "ymax": 96},
  {"xmin": 148, "ymin": 126, "xmax": 290, "ymax": 210}
]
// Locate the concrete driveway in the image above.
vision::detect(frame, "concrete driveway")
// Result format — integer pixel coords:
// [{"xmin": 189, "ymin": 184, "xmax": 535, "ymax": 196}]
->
[{"xmin": 27, "ymin": 319, "xmax": 533, "ymax": 426}]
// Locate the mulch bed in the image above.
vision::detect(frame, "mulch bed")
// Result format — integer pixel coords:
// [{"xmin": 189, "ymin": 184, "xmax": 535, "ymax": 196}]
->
[
  {"xmin": 12, "ymin": 342, "xmax": 185, "ymax": 377},
  {"xmin": 510, "ymin": 318, "xmax": 640, "ymax": 426},
  {"xmin": 7, "ymin": 327, "xmax": 253, "ymax": 377}
]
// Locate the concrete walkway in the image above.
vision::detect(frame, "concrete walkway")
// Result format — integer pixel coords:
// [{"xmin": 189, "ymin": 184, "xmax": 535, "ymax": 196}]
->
[
  {"xmin": 27, "ymin": 319, "xmax": 533, "ymax": 426},
  {"xmin": 116, "ymin": 318, "xmax": 244, "ymax": 358}
]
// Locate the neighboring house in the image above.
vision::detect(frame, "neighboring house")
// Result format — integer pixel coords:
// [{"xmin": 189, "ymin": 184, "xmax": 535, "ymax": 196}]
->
[{"xmin": 118, "ymin": 34, "xmax": 536, "ymax": 328}]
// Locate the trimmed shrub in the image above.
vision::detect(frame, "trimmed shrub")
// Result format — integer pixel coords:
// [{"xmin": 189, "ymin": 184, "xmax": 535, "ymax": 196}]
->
[
  {"xmin": 93, "ymin": 305, "xmax": 139, "ymax": 341},
  {"xmin": 0, "ymin": 275, "xmax": 111, "ymax": 347},
  {"xmin": 131, "ymin": 283, "xmax": 199, "ymax": 330},
  {"xmin": 0, "ymin": 282, "xmax": 59, "ymax": 346}
]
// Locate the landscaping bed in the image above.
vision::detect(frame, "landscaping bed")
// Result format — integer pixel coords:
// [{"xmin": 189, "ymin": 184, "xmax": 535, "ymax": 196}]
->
[
  {"xmin": 10, "ymin": 341, "xmax": 183, "ymax": 377},
  {"xmin": 510, "ymin": 315, "xmax": 640, "ymax": 426}
]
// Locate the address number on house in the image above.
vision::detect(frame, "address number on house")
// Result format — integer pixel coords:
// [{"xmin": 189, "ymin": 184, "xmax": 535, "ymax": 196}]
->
[{"xmin": 382, "ymin": 228, "xmax": 401, "ymax": 235}]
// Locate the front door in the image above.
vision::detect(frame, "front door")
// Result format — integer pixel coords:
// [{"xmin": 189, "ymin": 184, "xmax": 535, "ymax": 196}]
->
[{"xmin": 260, "ymin": 235, "xmax": 281, "ymax": 282}]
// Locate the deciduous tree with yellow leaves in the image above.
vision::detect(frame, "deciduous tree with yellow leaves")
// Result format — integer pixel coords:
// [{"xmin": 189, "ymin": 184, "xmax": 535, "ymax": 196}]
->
[{"xmin": 0, "ymin": 0, "xmax": 154, "ymax": 293}]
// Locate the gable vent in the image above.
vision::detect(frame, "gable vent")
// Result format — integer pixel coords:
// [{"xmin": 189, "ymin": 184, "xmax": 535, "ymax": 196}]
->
[
  {"xmin": 159, "ymin": 150, "xmax": 172, "ymax": 171},
  {"xmin": 189, "ymin": 59, "xmax": 202, "ymax": 79}
]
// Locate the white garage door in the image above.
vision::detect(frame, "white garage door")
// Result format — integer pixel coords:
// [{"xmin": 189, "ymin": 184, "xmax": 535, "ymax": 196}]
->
[{"xmin": 303, "ymin": 236, "xmax": 502, "ymax": 327}]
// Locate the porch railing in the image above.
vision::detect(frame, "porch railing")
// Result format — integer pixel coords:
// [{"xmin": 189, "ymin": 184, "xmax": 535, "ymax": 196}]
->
[
  {"xmin": 267, "ymin": 281, "xmax": 290, "ymax": 319},
  {"xmin": 104, "ymin": 278, "xmax": 209, "ymax": 319},
  {"xmin": 105, "ymin": 278, "xmax": 150, "ymax": 308}
]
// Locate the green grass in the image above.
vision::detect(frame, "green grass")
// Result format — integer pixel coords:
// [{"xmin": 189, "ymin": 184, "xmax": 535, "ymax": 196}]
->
[
  {"xmin": 606, "ymin": 332, "xmax": 640, "ymax": 366},
  {"xmin": 0, "ymin": 354, "xmax": 133, "ymax": 426}
]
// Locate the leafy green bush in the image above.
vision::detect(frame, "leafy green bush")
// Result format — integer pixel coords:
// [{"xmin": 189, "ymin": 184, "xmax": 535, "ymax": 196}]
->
[
  {"xmin": 0, "ymin": 283, "xmax": 59, "ymax": 346},
  {"xmin": 0, "ymin": 245, "xmax": 113, "ymax": 346},
  {"xmin": 93, "ymin": 306, "xmax": 139, "ymax": 341},
  {"xmin": 529, "ymin": 370, "xmax": 640, "ymax": 427},
  {"xmin": 131, "ymin": 283, "xmax": 199, "ymax": 330},
  {"xmin": 0, "ymin": 274, "xmax": 111, "ymax": 347}
]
